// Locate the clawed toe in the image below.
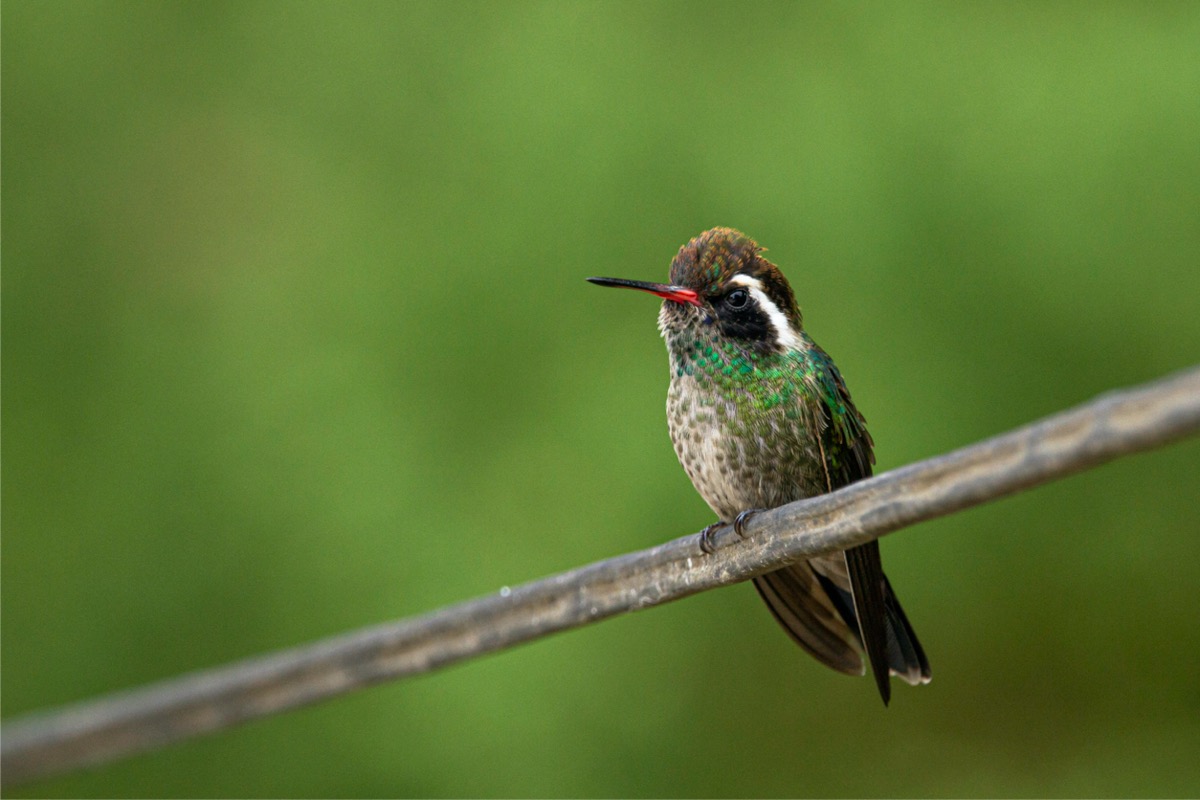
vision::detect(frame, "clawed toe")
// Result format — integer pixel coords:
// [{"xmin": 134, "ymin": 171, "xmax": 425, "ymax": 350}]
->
[
  {"xmin": 698, "ymin": 522, "xmax": 721, "ymax": 554},
  {"xmin": 733, "ymin": 508, "xmax": 763, "ymax": 538}
]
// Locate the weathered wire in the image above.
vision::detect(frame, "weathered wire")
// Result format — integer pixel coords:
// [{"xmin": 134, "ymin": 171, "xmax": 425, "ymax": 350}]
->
[{"xmin": 3, "ymin": 365, "xmax": 1198, "ymax": 788}]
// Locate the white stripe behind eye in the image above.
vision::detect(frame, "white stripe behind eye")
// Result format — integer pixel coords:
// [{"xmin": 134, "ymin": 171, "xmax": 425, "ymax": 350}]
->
[{"xmin": 728, "ymin": 274, "xmax": 803, "ymax": 350}]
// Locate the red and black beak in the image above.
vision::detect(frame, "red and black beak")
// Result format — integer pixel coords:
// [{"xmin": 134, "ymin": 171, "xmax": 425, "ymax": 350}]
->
[{"xmin": 586, "ymin": 276, "xmax": 703, "ymax": 307}]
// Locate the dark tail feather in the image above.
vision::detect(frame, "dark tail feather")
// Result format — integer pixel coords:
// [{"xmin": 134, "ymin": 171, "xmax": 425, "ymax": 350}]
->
[
  {"xmin": 883, "ymin": 574, "xmax": 931, "ymax": 686},
  {"xmin": 844, "ymin": 541, "xmax": 893, "ymax": 704},
  {"xmin": 752, "ymin": 567, "xmax": 864, "ymax": 677}
]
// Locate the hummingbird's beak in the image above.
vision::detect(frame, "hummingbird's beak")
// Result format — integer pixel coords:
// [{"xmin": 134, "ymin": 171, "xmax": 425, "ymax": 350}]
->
[{"xmin": 586, "ymin": 276, "xmax": 703, "ymax": 307}]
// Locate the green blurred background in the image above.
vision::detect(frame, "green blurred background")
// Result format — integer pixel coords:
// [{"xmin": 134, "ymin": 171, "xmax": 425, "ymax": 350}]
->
[{"xmin": 4, "ymin": 2, "xmax": 1199, "ymax": 796}]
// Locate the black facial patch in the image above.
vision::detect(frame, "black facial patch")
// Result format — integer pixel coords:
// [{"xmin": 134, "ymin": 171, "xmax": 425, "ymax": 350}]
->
[{"xmin": 713, "ymin": 288, "xmax": 774, "ymax": 344}]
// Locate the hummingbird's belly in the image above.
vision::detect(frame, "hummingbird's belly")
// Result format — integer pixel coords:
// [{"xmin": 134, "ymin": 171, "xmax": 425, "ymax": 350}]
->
[{"xmin": 666, "ymin": 378, "xmax": 827, "ymax": 521}]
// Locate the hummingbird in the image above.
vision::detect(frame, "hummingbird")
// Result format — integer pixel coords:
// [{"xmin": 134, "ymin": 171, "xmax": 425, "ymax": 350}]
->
[{"xmin": 588, "ymin": 227, "xmax": 930, "ymax": 704}]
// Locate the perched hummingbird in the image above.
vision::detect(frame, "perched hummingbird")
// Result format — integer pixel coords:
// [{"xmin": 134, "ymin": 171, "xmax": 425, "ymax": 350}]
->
[{"xmin": 588, "ymin": 227, "xmax": 930, "ymax": 704}]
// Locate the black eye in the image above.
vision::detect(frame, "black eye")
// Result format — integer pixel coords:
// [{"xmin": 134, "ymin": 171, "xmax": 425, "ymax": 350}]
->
[{"xmin": 725, "ymin": 289, "xmax": 749, "ymax": 309}]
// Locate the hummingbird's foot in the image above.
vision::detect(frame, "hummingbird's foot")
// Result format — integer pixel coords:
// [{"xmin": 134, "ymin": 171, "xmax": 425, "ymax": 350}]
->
[
  {"xmin": 700, "ymin": 510, "xmax": 764, "ymax": 553},
  {"xmin": 698, "ymin": 521, "xmax": 724, "ymax": 554},
  {"xmin": 733, "ymin": 508, "xmax": 764, "ymax": 539}
]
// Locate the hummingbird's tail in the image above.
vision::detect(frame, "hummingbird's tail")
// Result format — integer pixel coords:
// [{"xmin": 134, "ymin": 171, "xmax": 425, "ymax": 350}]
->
[{"xmin": 752, "ymin": 559, "xmax": 931, "ymax": 697}]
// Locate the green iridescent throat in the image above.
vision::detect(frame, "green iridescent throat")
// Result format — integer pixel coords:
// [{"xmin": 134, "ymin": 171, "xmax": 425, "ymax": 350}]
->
[{"xmin": 673, "ymin": 326, "xmax": 847, "ymax": 406}]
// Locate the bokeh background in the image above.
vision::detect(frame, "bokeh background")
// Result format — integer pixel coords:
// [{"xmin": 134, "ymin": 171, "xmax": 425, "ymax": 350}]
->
[{"xmin": 4, "ymin": 2, "xmax": 1199, "ymax": 797}]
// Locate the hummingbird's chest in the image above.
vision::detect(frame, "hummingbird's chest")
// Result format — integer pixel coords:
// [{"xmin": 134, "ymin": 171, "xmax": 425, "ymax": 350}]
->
[{"xmin": 664, "ymin": 348, "xmax": 830, "ymax": 522}]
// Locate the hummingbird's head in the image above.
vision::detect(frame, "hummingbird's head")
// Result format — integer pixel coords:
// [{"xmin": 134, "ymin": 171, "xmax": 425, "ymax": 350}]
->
[{"xmin": 588, "ymin": 227, "xmax": 805, "ymax": 353}]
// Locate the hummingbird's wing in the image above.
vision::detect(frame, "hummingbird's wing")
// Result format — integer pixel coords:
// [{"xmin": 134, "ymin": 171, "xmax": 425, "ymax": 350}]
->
[
  {"xmin": 751, "ymin": 353, "xmax": 930, "ymax": 700},
  {"xmin": 814, "ymin": 351, "xmax": 898, "ymax": 704},
  {"xmin": 745, "ymin": 352, "xmax": 890, "ymax": 691}
]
